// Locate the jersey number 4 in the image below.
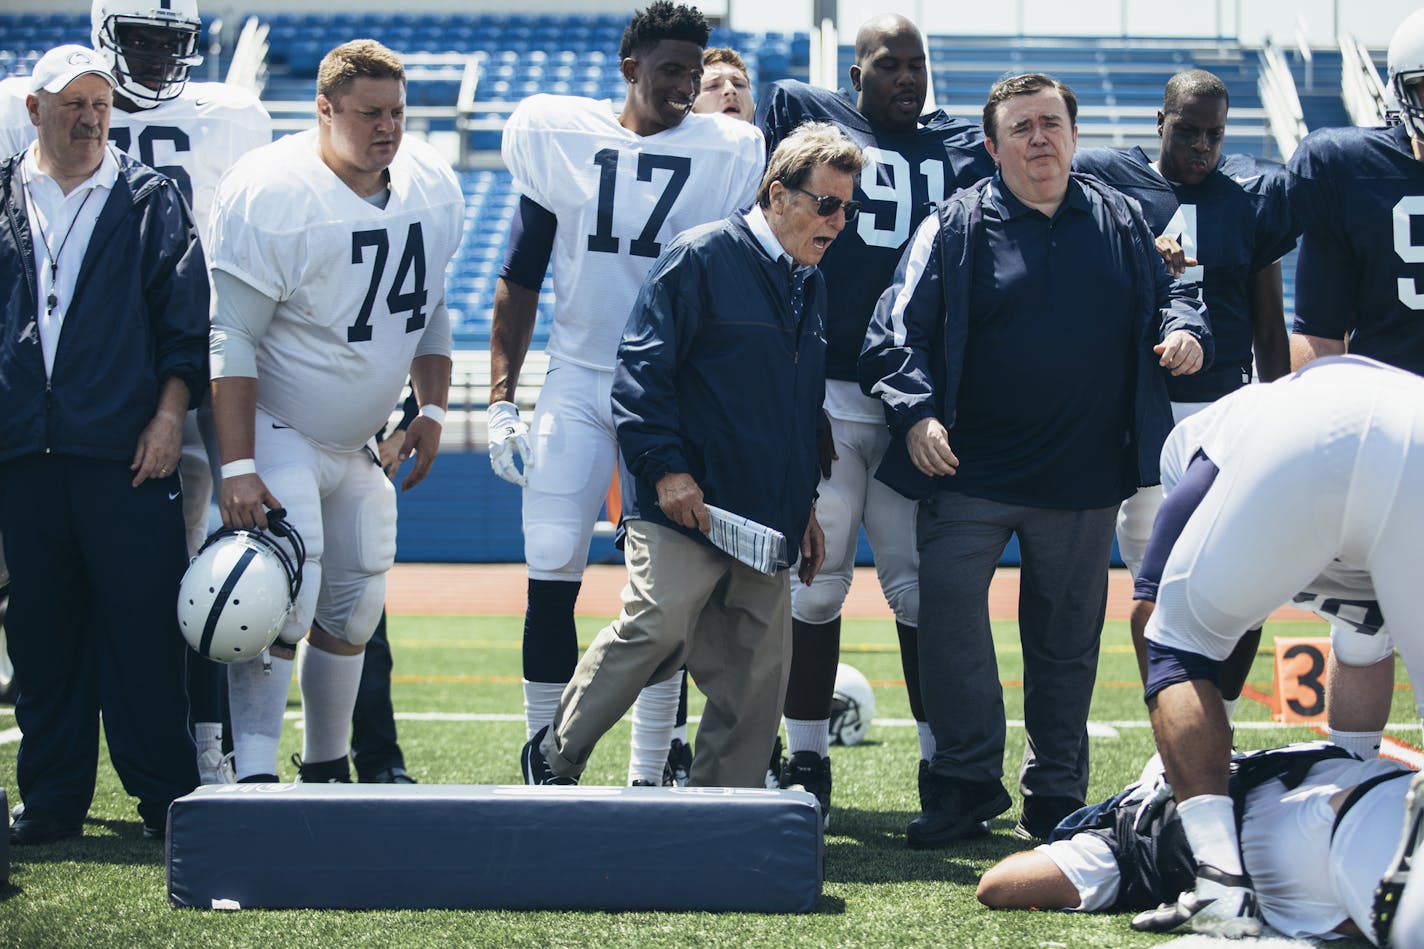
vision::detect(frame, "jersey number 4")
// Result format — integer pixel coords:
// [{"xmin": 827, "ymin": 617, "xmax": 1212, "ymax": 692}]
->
[
  {"xmin": 349, "ymin": 223, "xmax": 428, "ymax": 343},
  {"xmin": 586, "ymin": 149, "xmax": 691, "ymax": 258}
]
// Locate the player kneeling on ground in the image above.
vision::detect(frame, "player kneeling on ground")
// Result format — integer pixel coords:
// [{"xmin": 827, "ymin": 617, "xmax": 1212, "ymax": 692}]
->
[{"xmin": 521, "ymin": 122, "xmax": 864, "ymax": 790}]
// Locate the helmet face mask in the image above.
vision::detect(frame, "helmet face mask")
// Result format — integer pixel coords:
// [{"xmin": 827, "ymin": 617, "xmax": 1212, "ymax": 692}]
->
[
  {"xmin": 828, "ymin": 663, "xmax": 876, "ymax": 746},
  {"xmin": 91, "ymin": 0, "xmax": 202, "ymax": 108},
  {"xmin": 1389, "ymin": 9, "xmax": 1424, "ymax": 140}
]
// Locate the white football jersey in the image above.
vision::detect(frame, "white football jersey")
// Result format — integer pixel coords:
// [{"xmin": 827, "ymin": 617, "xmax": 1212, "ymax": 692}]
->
[
  {"xmin": 503, "ymin": 95, "xmax": 764, "ymax": 370},
  {"xmin": 208, "ymin": 128, "xmax": 462, "ymax": 452},
  {"xmin": 0, "ymin": 78, "xmax": 270, "ymax": 234}
]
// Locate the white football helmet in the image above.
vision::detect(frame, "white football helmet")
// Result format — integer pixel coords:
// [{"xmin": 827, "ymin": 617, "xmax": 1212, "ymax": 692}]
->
[
  {"xmin": 828, "ymin": 663, "xmax": 875, "ymax": 746},
  {"xmin": 177, "ymin": 509, "xmax": 305, "ymax": 662},
  {"xmin": 1389, "ymin": 8, "xmax": 1424, "ymax": 139},
  {"xmin": 91, "ymin": 0, "xmax": 202, "ymax": 109}
]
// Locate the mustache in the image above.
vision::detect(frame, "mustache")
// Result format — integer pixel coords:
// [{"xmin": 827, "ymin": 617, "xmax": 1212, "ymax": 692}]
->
[{"xmin": 70, "ymin": 125, "xmax": 103, "ymax": 140}]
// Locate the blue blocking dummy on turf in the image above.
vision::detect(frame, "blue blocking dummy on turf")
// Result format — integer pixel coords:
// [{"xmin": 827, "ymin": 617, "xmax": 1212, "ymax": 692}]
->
[{"xmin": 167, "ymin": 784, "xmax": 823, "ymax": 912}]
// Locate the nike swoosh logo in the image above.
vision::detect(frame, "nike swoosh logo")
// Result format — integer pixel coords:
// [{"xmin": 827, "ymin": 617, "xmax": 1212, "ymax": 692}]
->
[
  {"xmin": 195, "ymin": 97, "xmax": 211, "ymax": 107},
  {"xmin": 168, "ymin": 489, "xmax": 182, "ymax": 501},
  {"xmin": 1231, "ymin": 175, "xmax": 1260, "ymax": 186},
  {"xmin": 271, "ymin": 422, "xmax": 291, "ymax": 429}
]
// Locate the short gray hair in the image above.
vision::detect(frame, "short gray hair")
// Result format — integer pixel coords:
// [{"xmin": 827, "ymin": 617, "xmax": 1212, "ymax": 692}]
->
[{"xmin": 756, "ymin": 122, "xmax": 865, "ymax": 208}]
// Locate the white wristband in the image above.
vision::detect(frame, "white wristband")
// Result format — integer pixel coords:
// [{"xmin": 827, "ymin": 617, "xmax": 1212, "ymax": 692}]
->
[
  {"xmin": 419, "ymin": 403, "xmax": 447, "ymax": 426},
  {"xmin": 221, "ymin": 458, "xmax": 257, "ymax": 479}
]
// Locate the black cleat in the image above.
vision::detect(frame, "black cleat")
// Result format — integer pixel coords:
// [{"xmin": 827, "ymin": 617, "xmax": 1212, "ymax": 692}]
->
[
  {"xmin": 1131, "ymin": 864, "xmax": 1262, "ymax": 937},
  {"xmin": 292, "ymin": 754, "xmax": 351, "ymax": 783},
  {"xmin": 662, "ymin": 738, "xmax": 692, "ymax": 787},
  {"xmin": 781, "ymin": 751, "xmax": 833, "ymax": 831},
  {"xmin": 365, "ymin": 766, "xmax": 417, "ymax": 784},
  {"xmin": 9, "ymin": 811, "xmax": 82, "ymax": 846},
  {"xmin": 521, "ymin": 725, "xmax": 577, "ymax": 786},
  {"xmin": 907, "ymin": 770, "xmax": 1009, "ymax": 849},
  {"xmin": 765, "ymin": 735, "xmax": 784, "ymax": 790}
]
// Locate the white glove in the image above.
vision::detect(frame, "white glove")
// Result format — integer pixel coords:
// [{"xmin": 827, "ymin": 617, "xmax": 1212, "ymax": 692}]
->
[{"xmin": 487, "ymin": 400, "xmax": 532, "ymax": 487}]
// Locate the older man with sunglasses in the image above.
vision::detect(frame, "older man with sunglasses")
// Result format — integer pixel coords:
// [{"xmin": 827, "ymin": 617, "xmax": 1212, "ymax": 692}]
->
[{"xmin": 522, "ymin": 122, "xmax": 864, "ymax": 790}]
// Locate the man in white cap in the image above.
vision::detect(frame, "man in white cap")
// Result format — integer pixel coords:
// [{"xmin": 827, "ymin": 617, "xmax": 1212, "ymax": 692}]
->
[{"xmin": 0, "ymin": 44, "xmax": 208, "ymax": 845}]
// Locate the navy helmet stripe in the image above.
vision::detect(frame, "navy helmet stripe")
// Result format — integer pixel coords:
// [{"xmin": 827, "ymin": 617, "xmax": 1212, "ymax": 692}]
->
[{"xmin": 198, "ymin": 547, "xmax": 258, "ymax": 657}]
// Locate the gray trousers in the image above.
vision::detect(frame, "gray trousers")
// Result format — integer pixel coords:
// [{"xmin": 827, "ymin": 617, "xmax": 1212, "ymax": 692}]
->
[
  {"xmin": 917, "ymin": 491, "xmax": 1116, "ymax": 802},
  {"xmin": 544, "ymin": 519, "xmax": 792, "ymax": 788}
]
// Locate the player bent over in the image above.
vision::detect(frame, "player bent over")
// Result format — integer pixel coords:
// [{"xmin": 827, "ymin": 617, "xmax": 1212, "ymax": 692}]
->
[
  {"xmin": 1135, "ymin": 355, "xmax": 1424, "ymax": 936},
  {"xmin": 207, "ymin": 40, "xmax": 461, "ymax": 783}
]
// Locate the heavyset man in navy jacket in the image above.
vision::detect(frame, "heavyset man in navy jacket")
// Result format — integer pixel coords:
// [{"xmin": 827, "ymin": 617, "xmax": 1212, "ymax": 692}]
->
[
  {"xmin": 521, "ymin": 123, "xmax": 864, "ymax": 789},
  {"xmin": 0, "ymin": 46, "xmax": 207, "ymax": 844},
  {"xmin": 860, "ymin": 73, "xmax": 1210, "ymax": 849}
]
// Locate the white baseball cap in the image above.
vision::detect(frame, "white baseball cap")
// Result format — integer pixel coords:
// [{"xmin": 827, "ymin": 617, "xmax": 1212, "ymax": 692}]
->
[{"xmin": 29, "ymin": 45, "xmax": 116, "ymax": 95}]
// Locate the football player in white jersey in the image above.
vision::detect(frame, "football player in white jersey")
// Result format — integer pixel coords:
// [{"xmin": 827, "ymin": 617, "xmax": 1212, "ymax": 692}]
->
[
  {"xmin": 0, "ymin": 0, "xmax": 270, "ymax": 786},
  {"xmin": 207, "ymin": 40, "xmax": 460, "ymax": 784},
  {"xmin": 489, "ymin": 1, "xmax": 765, "ymax": 786},
  {"xmin": 1128, "ymin": 356, "xmax": 1424, "ymax": 936}
]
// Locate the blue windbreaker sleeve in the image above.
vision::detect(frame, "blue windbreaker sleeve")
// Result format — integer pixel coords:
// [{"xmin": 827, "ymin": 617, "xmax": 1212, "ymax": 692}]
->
[
  {"xmin": 858, "ymin": 213, "xmax": 945, "ymax": 437},
  {"xmin": 146, "ymin": 178, "xmax": 211, "ymax": 409},
  {"xmin": 612, "ymin": 241, "xmax": 702, "ymax": 486}
]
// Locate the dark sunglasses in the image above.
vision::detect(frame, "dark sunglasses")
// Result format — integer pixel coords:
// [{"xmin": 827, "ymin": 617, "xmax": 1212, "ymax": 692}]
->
[{"xmin": 787, "ymin": 185, "xmax": 861, "ymax": 221}]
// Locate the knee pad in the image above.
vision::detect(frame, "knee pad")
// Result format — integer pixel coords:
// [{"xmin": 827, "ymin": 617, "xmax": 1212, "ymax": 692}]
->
[
  {"xmin": 791, "ymin": 572, "xmax": 851, "ymax": 624},
  {"xmin": 885, "ymin": 584, "xmax": 918, "ymax": 627},
  {"xmin": 280, "ymin": 559, "xmax": 321, "ymax": 646},
  {"xmin": 354, "ymin": 483, "xmax": 397, "ymax": 574},
  {"xmin": 1116, "ymin": 485, "xmax": 1163, "ymax": 579},
  {"xmin": 1330, "ymin": 623, "xmax": 1394, "ymax": 667},
  {"xmin": 524, "ymin": 497, "xmax": 590, "ymax": 577},
  {"xmin": 315, "ymin": 572, "xmax": 387, "ymax": 646}
]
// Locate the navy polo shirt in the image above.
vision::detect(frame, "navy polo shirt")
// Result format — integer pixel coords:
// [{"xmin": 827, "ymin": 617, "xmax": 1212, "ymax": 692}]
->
[{"xmin": 949, "ymin": 174, "xmax": 1137, "ymax": 508}]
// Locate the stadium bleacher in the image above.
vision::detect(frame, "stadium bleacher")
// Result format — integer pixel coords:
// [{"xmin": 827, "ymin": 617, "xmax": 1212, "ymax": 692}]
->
[{"xmin": 0, "ymin": 12, "xmax": 1373, "ymax": 350}]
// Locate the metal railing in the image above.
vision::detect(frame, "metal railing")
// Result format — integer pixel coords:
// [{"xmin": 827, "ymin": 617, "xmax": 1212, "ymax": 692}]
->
[
  {"xmin": 1257, "ymin": 38, "xmax": 1308, "ymax": 159},
  {"xmin": 1339, "ymin": 30, "xmax": 1391, "ymax": 127}
]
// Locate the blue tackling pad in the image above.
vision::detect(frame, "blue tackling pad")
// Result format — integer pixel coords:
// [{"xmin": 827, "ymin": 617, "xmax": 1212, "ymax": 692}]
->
[{"xmin": 167, "ymin": 784, "xmax": 823, "ymax": 912}]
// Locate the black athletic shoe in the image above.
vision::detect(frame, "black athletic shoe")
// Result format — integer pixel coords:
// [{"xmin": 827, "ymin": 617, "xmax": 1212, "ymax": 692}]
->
[
  {"xmin": 142, "ymin": 822, "xmax": 165, "ymax": 841},
  {"xmin": 907, "ymin": 771, "xmax": 1009, "ymax": 849},
  {"xmin": 292, "ymin": 754, "xmax": 351, "ymax": 783},
  {"xmin": 781, "ymin": 751, "xmax": 833, "ymax": 831},
  {"xmin": 662, "ymin": 738, "xmax": 693, "ymax": 787},
  {"xmin": 365, "ymin": 766, "xmax": 417, "ymax": 784},
  {"xmin": 1013, "ymin": 794, "xmax": 1086, "ymax": 841},
  {"xmin": 1131, "ymin": 864, "xmax": 1262, "ymax": 937},
  {"xmin": 521, "ymin": 725, "xmax": 577, "ymax": 786},
  {"xmin": 631, "ymin": 779, "xmax": 657, "ymax": 787},
  {"xmin": 765, "ymin": 735, "xmax": 784, "ymax": 790},
  {"xmin": 237, "ymin": 773, "xmax": 279, "ymax": 783},
  {"xmin": 8, "ymin": 811, "xmax": 82, "ymax": 846}
]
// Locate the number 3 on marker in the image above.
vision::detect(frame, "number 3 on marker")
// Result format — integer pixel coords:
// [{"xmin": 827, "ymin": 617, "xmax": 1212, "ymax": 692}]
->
[{"xmin": 1272, "ymin": 636, "xmax": 1329, "ymax": 723}]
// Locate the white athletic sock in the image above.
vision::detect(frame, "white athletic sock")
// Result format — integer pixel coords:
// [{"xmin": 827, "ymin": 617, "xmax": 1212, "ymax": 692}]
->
[
  {"xmin": 916, "ymin": 721, "xmax": 936, "ymax": 761},
  {"xmin": 1177, "ymin": 794, "xmax": 1245, "ymax": 876},
  {"xmin": 297, "ymin": 641, "xmax": 365, "ymax": 765},
  {"xmin": 1330, "ymin": 728, "xmax": 1383, "ymax": 759},
  {"xmin": 785, "ymin": 717, "xmax": 830, "ymax": 758},
  {"xmin": 523, "ymin": 679, "xmax": 566, "ymax": 741},
  {"xmin": 628, "ymin": 676, "xmax": 681, "ymax": 784},
  {"xmin": 228, "ymin": 653, "xmax": 293, "ymax": 779},
  {"xmin": 193, "ymin": 720, "xmax": 223, "ymax": 752},
  {"xmin": 1221, "ymin": 697, "xmax": 1239, "ymax": 722}
]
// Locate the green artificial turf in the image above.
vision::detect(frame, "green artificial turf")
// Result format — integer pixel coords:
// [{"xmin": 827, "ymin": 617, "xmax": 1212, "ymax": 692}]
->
[{"xmin": 0, "ymin": 613, "xmax": 1399, "ymax": 948}]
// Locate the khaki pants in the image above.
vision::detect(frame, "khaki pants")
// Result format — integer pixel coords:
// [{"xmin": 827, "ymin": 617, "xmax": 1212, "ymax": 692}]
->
[{"xmin": 543, "ymin": 519, "xmax": 792, "ymax": 788}]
